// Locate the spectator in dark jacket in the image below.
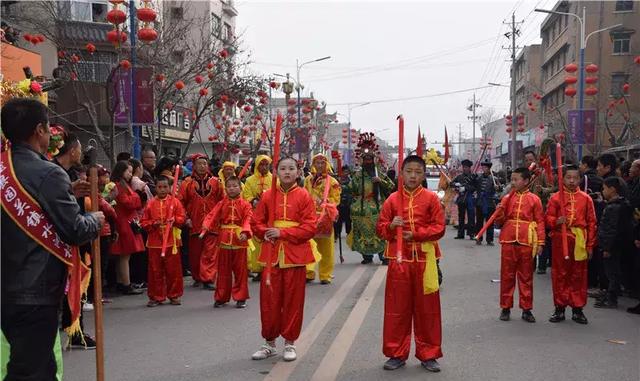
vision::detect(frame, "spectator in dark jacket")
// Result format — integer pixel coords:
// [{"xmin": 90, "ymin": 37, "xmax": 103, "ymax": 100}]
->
[
  {"xmin": 1, "ymin": 98, "xmax": 104, "ymax": 380},
  {"xmin": 595, "ymin": 176, "xmax": 632, "ymax": 309},
  {"xmin": 579, "ymin": 155, "xmax": 603, "ymax": 195}
]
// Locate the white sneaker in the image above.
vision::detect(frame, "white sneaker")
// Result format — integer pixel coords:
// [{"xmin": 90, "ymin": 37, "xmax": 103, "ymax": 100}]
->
[
  {"xmin": 283, "ymin": 344, "xmax": 297, "ymax": 362},
  {"xmin": 252, "ymin": 344, "xmax": 277, "ymax": 360},
  {"xmin": 83, "ymin": 303, "xmax": 94, "ymax": 312}
]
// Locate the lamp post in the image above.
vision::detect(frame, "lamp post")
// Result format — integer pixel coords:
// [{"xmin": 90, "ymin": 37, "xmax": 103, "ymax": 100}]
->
[
  {"xmin": 345, "ymin": 102, "xmax": 371, "ymax": 166},
  {"xmin": 296, "ymin": 56, "xmax": 331, "ymax": 131},
  {"xmin": 535, "ymin": 7, "xmax": 621, "ymax": 159}
]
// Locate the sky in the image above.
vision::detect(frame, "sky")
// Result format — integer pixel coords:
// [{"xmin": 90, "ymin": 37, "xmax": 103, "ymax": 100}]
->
[{"xmin": 235, "ymin": 0, "xmax": 556, "ymax": 149}]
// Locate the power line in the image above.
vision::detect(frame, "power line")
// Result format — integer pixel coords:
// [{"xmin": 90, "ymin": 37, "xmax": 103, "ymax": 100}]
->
[{"xmin": 326, "ymin": 85, "xmax": 494, "ymax": 107}]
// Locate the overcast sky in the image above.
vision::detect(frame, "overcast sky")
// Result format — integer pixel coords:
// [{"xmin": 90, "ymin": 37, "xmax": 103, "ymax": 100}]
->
[{"xmin": 236, "ymin": 0, "xmax": 555, "ymax": 149}]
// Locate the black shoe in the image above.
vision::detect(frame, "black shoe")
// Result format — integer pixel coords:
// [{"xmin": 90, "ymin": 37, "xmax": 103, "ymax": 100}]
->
[
  {"xmin": 214, "ymin": 301, "xmax": 225, "ymax": 308},
  {"xmin": 549, "ymin": 307, "xmax": 565, "ymax": 323},
  {"xmin": 499, "ymin": 308, "xmax": 510, "ymax": 321},
  {"xmin": 192, "ymin": 280, "xmax": 202, "ymax": 288},
  {"xmin": 320, "ymin": 280, "xmax": 331, "ymax": 285},
  {"xmin": 587, "ymin": 288, "xmax": 605, "ymax": 298},
  {"xmin": 476, "ymin": 240, "xmax": 482, "ymax": 246},
  {"xmin": 383, "ymin": 358, "xmax": 406, "ymax": 370},
  {"xmin": 421, "ymin": 359, "xmax": 441, "ymax": 373},
  {"xmin": 132, "ymin": 282, "xmax": 147, "ymax": 290},
  {"xmin": 521, "ymin": 310, "xmax": 536, "ymax": 323},
  {"xmin": 203, "ymin": 283, "xmax": 216, "ymax": 290},
  {"xmin": 594, "ymin": 299, "xmax": 617, "ymax": 309},
  {"xmin": 306, "ymin": 278, "xmax": 314, "ymax": 284},
  {"xmin": 571, "ymin": 308, "xmax": 588, "ymax": 324},
  {"xmin": 120, "ymin": 284, "xmax": 143, "ymax": 295},
  {"xmin": 486, "ymin": 242, "xmax": 495, "ymax": 246},
  {"xmin": 236, "ymin": 300, "xmax": 247, "ymax": 309},
  {"xmin": 70, "ymin": 334, "xmax": 96, "ymax": 350},
  {"xmin": 627, "ymin": 303, "xmax": 640, "ymax": 314},
  {"xmin": 361, "ymin": 258, "xmax": 373, "ymax": 264},
  {"xmin": 252, "ymin": 273, "xmax": 262, "ymax": 282},
  {"xmin": 536, "ymin": 268, "xmax": 546, "ymax": 274},
  {"xmin": 454, "ymin": 236, "xmax": 465, "ymax": 240}
]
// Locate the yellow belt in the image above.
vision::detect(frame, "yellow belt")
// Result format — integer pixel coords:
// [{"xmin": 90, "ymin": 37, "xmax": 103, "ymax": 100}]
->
[
  {"xmin": 220, "ymin": 224, "xmax": 254, "ymax": 251},
  {"xmin": 271, "ymin": 220, "xmax": 304, "ymax": 268},
  {"xmin": 420, "ymin": 242, "xmax": 439, "ymax": 295},
  {"xmin": 507, "ymin": 219, "xmax": 539, "ymax": 257},
  {"xmin": 570, "ymin": 227, "xmax": 588, "ymax": 261}
]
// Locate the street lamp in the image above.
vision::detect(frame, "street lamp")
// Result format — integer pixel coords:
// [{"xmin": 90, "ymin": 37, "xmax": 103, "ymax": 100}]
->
[
  {"xmin": 535, "ymin": 7, "xmax": 621, "ymax": 159},
  {"xmin": 296, "ymin": 56, "xmax": 331, "ymax": 131},
  {"xmin": 346, "ymin": 102, "xmax": 371, "ymax": 166}
]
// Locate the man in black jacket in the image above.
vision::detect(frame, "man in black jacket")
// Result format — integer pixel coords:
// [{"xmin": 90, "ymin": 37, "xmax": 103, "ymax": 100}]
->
[
  {"xmin": 595, "ymin": 176, "xmax": 632, "ymax": 309},
  {"xmin": 1, "ymin": 98, "xmax": 104, "ymax": 380},
  {"xmin": 452, "ymin": 159, "xmax": 477, "ymax": 239},
  {"xmin": 475, "ymin": 160, "xmax": 496, "ymax": 245},
  {"xmin": 579, "ymin": 155, "xmax": 603, "ymax": 194}
]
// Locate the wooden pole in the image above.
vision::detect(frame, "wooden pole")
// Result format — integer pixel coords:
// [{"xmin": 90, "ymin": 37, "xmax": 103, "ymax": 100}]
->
[{"xmin": 88, "ymin": 160, "xmax": 105, "ymax": 381}]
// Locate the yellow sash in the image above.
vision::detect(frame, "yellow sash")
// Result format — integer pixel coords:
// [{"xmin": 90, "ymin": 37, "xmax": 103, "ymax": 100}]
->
[
  {"xmin": 171, "ymin": 227, "xmax": 181, "ymax": 254},
  {"xmin": 421, "ymin": 242, "xmax": 439, "ymax": 295},
  {"xmin": 271, "ymin": 220, "xmax": 315, "ymax": 268},
  {"xmin": 527, "ymin": 222, "xmax": 539, "ymax": 258},
  {"xmin": 220, "ymin": 224, "xmax": 255, "ymax": 251},
  {"xmin": 570, "ymin": 227, "xmax": 588, "ymax": 261}
]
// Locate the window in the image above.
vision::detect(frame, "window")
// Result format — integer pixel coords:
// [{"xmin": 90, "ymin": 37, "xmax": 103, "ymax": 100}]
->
[
  {"xmin": 71, "ymin": 1, "xmax": 91, "ymax": 21},
  {"xmin": 71, "ymin": 51, "xmax": 117, "ymax": 82},
  {"xmin": 70, "ymin": 0, "xmax": 108, "ymax": 22},
  {"xmin": 611, "ymin": 73, "xmax": 630, "ymax": 97},
  {"xmin": 211, "ymin": 13, "xmax": 221, "ymax": 36},
  {"xmin": 612, "ymin": 32, "xmax": 631, "ymax": 54},
  {"xmin": 171, "ymin": 7, "xmax": 184, "ymax": 20},
  {"xmin": 223, "ymin": 23, "xmax": 233, "ymax": 41},
  {"xmin": 91, "ymin": 2, "xmax": 107, "ymax": 22},
  {"xmin": 615, "ymin": 1, "xmax": 633, "ymax": 11}
]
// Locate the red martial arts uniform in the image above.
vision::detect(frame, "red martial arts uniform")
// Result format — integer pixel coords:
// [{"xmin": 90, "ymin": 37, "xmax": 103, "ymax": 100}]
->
[
  {"xmin": 202, "ymin": 196, "xmax": 253, "ymax": 303},
  {"xmin": 376, "ymin": 187, "xmax": 446, "ymax": 362},
  {"xmin": 178, "ymin": 173, "xmax": 223, "ymax": 283},
  {"xmin": 251, "ymin": 185, "xmax": 317, "ymax": 342},
  {"xmin": 141, "ymin": 196, "xmax": 186, "ymax": 302},
  {"xmin": 545, "ymin": 190, "xmax": 596, "ymax": 309},
  {"xmin": 495, "ymin": 190, "xmax": 545, "ymax": 310}
]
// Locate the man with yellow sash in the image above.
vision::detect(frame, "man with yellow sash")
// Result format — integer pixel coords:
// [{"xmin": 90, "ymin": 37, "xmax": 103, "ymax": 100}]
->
[
  {"xmin": 494, "ymin": 167, "xmax": 545, "ymax": 323},
  {"xmin": 242, "ymin": 155, "xmax": 273, "ymax": 280},
  {"xmin": 376, "ymin": 156, "xmax": 446, "ymax": 373},
  {"xmin": 545, "ymin": 165, "xmax": 596, "ymax": 324},
  {"xmin": 304, "ymin": 154, "xmax": 341, "ymax": 284},
  {"xmin": 1, "ymin": 99, "xmax": 104, "ymax": 380}
]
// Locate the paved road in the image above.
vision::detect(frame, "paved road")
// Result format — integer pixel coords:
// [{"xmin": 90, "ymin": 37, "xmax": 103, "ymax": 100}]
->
[{"xmin": 65, "ymin": 227, "xmax": 640, "ymax": 381}]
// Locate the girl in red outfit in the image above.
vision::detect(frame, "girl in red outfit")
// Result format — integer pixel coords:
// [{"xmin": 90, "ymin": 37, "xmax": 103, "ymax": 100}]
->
[
  {"xmin": 250, "ymin": 157, "xmax": 317, "ymax": 362},
  {"xmin": 141, "ymin": 176, "xmax": 186, "ymax": 307},
  {"xmin": 200, "ymin": 176, "xmax": 252, "ymax": 308},
  {"xmin": 110, "ymin": 161, "xmax": 145, "ymax": 295}
]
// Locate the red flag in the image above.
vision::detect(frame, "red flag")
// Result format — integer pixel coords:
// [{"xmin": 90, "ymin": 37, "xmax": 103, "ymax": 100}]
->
[
  {"xmin": 416, "ymin": 126, "xmax": 423, "ymax": 157},
  {"xmin": 444, "ymin": 126, "xmax": 450, "ymax": 164}
]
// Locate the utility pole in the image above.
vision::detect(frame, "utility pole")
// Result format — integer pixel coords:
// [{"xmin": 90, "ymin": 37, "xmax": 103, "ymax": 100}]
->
[
  {"xmin": 504, "ymin": 13, "xmax": 522, "ymax": 168},
  {"xmin": 467, "ymin": 92, "xmax": 481, "ymax": 156}
]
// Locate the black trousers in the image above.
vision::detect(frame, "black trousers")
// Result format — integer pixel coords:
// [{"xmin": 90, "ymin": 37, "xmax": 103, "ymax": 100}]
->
[
  {"xmin": 334, "ymin": 206, "xmax": 352, "ymax": 237},
  {"xmin": 588, "ymin": 247, "xmax": 609, "ymax": 290},
  {"xmin": 604, "ymin": 252, "xmax": 623, "ymax": 303},
  {"xmin": 456, "ymin": 201, "xmax": 475, "ymax": 238},
  {"xmin": 1, "ymin": 304, "xmax": 59, "ymax": 381},
  {"xmin": 475, "ymin": 206, "xmax": 495, "ymax": 243}
]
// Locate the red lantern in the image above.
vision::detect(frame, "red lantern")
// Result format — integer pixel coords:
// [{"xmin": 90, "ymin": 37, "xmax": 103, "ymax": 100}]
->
[
  {"xmin": 243, "ymin": 105, "xmax": 252, "ymax": 112},
  {"xmin": 136, "ymin": 7, "xmax": 156, "ymax": 23},
  {"xmin": 287, "ymin": 99, "xmax": 297, "ymax": 106},
  {"xmin": 538, "ymin": 123, "xmax": 545, "ymax": 130},
  {"xmin": 165, "ymin": 101, "xmax": 173, "ymax": 109},
  {"xmin": 585, "ymin": 76, "xmax": 598, "ymax": 85},
  {"xmin": 215, "ymin": 100, "xmax": 224, "ymax": 109},
  {"xmin": 585, "ymin": 87, "xmax": 598, "ymax": 96},
  {"xmin": 107, "ymin": 9, "xmax": 126, "ymax": 24},
  {"xmin": 215, "ymin": 124, "xmax": 222, "ymax": 130},
  {"xmin": 219, "ymin": 49, "xmax": 229, "ymax": 59},
  {"xmin": 107, "ymin": 29, "xmax": 127, "ymax": 45},
  {"xmin": 564, "ymin": 76, "xmax": 578, "ymax": 85},
  {"xmin": 71, "ymin": 54, "xmax": 80, "ymax": 63},
  {"xmin": 23, "ymin": 33, "xmax": 32, "ymax": 42},
  {"xmin": 506, "ymin": 127, "xmax": 513, "ymax": 133},
  {"xmin": 57, "ymin": 51, "xmax": 66, "ymax": 59},
  {"xmin": 257, "ymin": 90, "xmax": 267, "ymax": 98},
  {"xmin": 70, "ymin": 72, "xmax": 78, "ymax": 81},
  {"xmin": 564, "ymin": 63, "xmax": 578, "ymax": 73},
  {"xmin": 585, "ymin": 63, "xmax": 598, "ymax": 73},
  {"xmin": 619, "ymin": 98, "xmax": 625, "ymax": 105},
  {"xmin": 207, "ymin": 62, "xmax": 214, "ymax": 70},
  {"xmin": 255, "ymin": 114, "xmax": 263, "ymax": 121},
  {"xmin": 36, "ymin": 35, "xmax": 45, "ymax": 43},
  {"xmin": 259, "ymin": 98, "xmax": 267, "ymax": 104},
  {"xmin": 211, "ymin": 136, "xmax": 219, "ymax": 142},
  {"xmin": 269, "ymin": 81, "xmax": 279, "ymax": 89},
  {"xmin": 608, "ymin": 112, "xmax": 614, "ymax": 117},
  {"xmin": 220, "ymin": 95, "xmax": 229, "ymax": 103},
  {"xmin": 565, "ymin": 86, "xmax": 577, "ymax": 97},
  {"xmin": 517, "ymin": 127, "xmax": 525, "ymax": 133},
  {"xmin": 86, "ymin": 43, "xmax": 96, "ymax": 54},
  {"xmin": 175, "ymin": 80, "xmax": 185, "ymax": 90},
  {"xmin": 527, "ymin": 101, "xmax": 533, "ymax": 107},
  {"xmin": 208, "ymin": 136, "xmax": 215, "ymax": 142},
  {"xmin": 287, "ymin": 107, "xmax": 296, "ymax": 114},
  {"xmin": 120, "ymin": 59, "xmax": 131, "ymax": 70},
  {"xmin": 623, "ymin": 83, "xmax": 630, "ymax": 93},
  {"xmin": 137, "ymin": 27, "xmax": 157, "ymax": 43},
  {"xmin": 109, "ymin": 0, "xmax": 124, "ymax": 4},
  {"xmin": 199, "ymin": 88, "xmax": 208, "ymax": 97},
  {"xmin": 208, "ymin": 72, "xmax": 215, "ymax": 80},
  {"xmin": 506, "ymin": 114, "xmax": 512, "ymax": 120},
  {"xmin": 302, "ymin": 116, "xmax": 311, "ymax": 124},
  {"xmin": 195, "ymin": 75, "xmax": 204, "ymax": 84},
  {"xmin": 155, "ymin": 73, "xmax": 165, "ymax": 82},
  {"xmin": 635, "ymin": 56, "xmax": 640, "ymax": 65}
]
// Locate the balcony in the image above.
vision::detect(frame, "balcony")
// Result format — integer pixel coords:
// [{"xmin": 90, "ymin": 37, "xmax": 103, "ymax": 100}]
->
[{"xmin": 222, "ymin": 0, "xmax": 238, "ymax": 17}]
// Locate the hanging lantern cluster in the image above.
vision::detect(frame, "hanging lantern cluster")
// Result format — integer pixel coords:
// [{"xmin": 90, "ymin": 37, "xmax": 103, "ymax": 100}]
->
[
  {"xmin": 564, "ymin": 62, "xmax": 578, "ymax": 97},
  {"xmin": 517, "ymin": 113, "xmax": 525, "ymax": 133},
  {"xmin": 342, "ymin": 128, "xmax": 348, "ymax": 145},
  {"xmin": 136, "ymin": 0, "xmax": 157, "ymax": 44},
  {"xmin": 584, "ymin": 63, "xmax": 598, "ymax": 96},
  {"xmin": 22, "ymin": 33, "xmax": 46, "ymax": 45},
  {"xmin": 106, "ymin": 0, "xmax": 127, "ymax": 47},
  {"xmin": 505, "ymin": 114, "xmax": 513, "ymax": 127}
]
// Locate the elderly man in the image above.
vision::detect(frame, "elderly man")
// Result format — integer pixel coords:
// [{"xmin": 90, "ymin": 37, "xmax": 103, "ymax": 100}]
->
[
  {"xmin": 141, "ymin": 148, "xmax": 157, "ymax": 195},
  {"xmin": 1, "ymin": 98, "xmax": 104, "ymax": 380}
]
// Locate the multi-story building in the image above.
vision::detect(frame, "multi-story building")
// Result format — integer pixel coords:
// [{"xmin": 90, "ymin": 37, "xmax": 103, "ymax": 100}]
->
[
  {"xmin": 511, "ymin": 44, "xmax": 543, "ymax": 153},
  {"xmin": 539, "ymin": 0, "xmax": 639, "ymax": 155}
]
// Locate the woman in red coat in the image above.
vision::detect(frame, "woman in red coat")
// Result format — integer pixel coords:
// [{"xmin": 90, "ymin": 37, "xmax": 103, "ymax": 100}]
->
[{"xmin": 110, "ymin": 161, "xmax": 145, "ymax": 295}]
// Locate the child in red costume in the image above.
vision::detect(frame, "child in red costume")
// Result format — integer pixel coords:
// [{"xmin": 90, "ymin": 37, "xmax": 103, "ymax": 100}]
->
[
  {"xmin": 141, "ymin": 176, "xmax": 186, "ymax": 307},
  {"xmin": 545, "ymin": 165, "xmax": 596, "ymax": 324},
  {"xmin": 200, "ymin": 176, "xmax": 252, "ymax": 308},
  {"xmin": 376, "ymin": 155, "xmax": 446, "ymax": 373},
  {"xmin": 494, "ymin": 167, "xmax": 545, "ymax": 323},
  {"xmin": 250, "ymin": 157, "xmax": 317, "ymax": 363}
]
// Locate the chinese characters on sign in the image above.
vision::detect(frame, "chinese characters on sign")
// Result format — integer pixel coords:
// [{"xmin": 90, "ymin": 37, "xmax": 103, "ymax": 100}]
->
[{"xmin": 567, "ymin": 109, "xmax": 596, "ymax": 145}]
